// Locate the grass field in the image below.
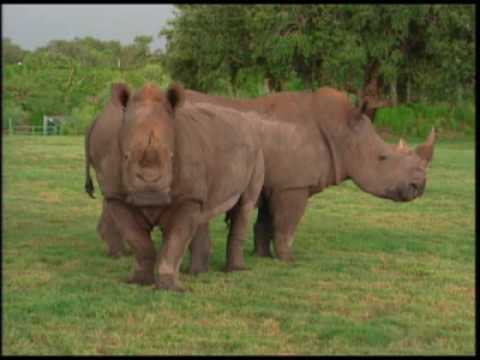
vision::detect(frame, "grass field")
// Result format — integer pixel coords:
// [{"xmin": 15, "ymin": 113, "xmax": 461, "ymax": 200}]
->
[{"xmin": 2, "ymin": 135, "xmax": 475, "ymax": 355}]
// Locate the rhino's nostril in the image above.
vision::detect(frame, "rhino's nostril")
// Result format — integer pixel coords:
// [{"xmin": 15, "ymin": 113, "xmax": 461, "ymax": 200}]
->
[
  {"xmin": 408, "ymin": 181, "xmax": 426, "ymax": 198},
  {"xmin": 136, "ymin": 170, "xmax": 161, "ymax": 183}
]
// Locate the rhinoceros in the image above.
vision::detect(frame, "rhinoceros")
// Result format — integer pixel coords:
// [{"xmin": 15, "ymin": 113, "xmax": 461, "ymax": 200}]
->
[
  {"xmin": 183, "ymin": 87, "xmax": 436, "ymax": 265},
  {"xmin": 92, "ymin": 86, "xmax": 436, "ymax": 273},
  {"xmin": 85, "ymin": 82, "xmax": 264, "ymax": 291}
]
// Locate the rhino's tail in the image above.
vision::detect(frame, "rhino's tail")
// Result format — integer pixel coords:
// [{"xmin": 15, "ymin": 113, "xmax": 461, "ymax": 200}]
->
[
  {"xmin": 224, "ymin": 206, "xmax": 234, "ymax": 227},
  {"xmin": 84, "ymin": 121, "xmax": 96, "ymax": 199}
]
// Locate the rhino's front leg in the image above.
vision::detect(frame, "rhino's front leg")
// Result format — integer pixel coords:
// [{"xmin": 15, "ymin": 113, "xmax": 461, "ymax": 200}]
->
[
  {"xmin": 108, "ymin": 199, "xmax": 156, "ymax": 285},
  {"xmin": 188, "ymin": 223, "xmax": 212, "ymax": 275},
  {"xmin": 270, "ymin": 188, "xmax": 309, "ymax": 262},
  {"xmin": 156, "ymin": 201, "xmax": 201, "ymax": 292}
]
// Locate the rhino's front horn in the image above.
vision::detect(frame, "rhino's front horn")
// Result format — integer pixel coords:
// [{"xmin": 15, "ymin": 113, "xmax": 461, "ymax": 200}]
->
[
  {"xmin": 397, "ymin": 138, "xmax": 409, "ymax": 152},
  {"xmin": 415, "ymin": 128, "xmax": 436, "ymax": 165}
]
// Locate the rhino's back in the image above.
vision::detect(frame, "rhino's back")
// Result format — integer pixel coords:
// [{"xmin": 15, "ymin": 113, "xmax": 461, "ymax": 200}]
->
[{"xmin": 188, "ymin": 90, "xmax": 330, "ymax": 192}]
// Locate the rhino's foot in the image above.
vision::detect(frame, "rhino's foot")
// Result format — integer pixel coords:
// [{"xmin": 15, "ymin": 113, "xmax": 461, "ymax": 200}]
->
[
  {"xmin": 189, "ymin": 263, "xmax": 209, "ymax": 276},
  {"xmin": 225, "ymin": 263, "xmax": 249, "ymax": 272},
  {"xmin": 108, "ymin": 248, "xmax": 130, "ymax": 259},
  {"xmin": 276, "ymin": 251, "xmax": 295, "ymax": 263},
  {"xmin": 124, "ymin": 269, "xmax": 155, "ymax": 286},
  {"xmin": 155, "ymin": 274, "xmax": 186, "ymax": 292},
  {"xmin": 253, "ymin": 247, "xmax": 273, "ymax": 258}
]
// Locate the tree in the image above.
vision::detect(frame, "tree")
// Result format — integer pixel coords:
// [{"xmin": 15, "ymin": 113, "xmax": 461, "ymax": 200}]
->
[
  {"xmin": 4, "ymin": 34, "xmax": 171, "ymax": 131},
  {"xmin": 2, "ymin": 37, "xmax": 29, "ymax": 64},
  {"xmin": 160, "ymin": 4, "xmax": 475, "ymax": 103},
  {"xmin": 160, "ymin": 5, "xmax": 253, "ymax": 92}
]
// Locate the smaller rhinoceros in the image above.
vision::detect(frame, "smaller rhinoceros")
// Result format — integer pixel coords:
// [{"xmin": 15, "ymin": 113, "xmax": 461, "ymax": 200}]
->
[{"xmin": 85, "ymin": 82, "xmax": 264, "ymax": 291}]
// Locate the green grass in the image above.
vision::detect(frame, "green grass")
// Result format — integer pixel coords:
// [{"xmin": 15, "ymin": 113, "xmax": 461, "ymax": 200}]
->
[{"xmin": 2, "ymin": 135, "xmax": 475, "ymax": 355}]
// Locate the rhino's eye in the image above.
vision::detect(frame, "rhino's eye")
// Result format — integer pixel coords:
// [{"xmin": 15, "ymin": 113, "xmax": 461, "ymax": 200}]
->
[{"xmin": 378, "ymin": 155, "xmax": 388, "ymax": 161}]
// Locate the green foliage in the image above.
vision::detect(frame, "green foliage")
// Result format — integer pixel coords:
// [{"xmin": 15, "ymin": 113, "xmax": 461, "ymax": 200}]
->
[
  {"xmin": 452, "ymin": 101, "xmax": 475, "ymax": 133},
  {"xmin": 3, "ymin": 136, "xmax": 475, "ymax": 355},
  {"xmin": 61, "ymin": 104, "xmax": 98, "ymax": 135},
  {"xmin": 375, "ymin": 100, "xmax": 475, "ymax": 137},
  {"xmin": 3, "ymin": 6, "xmax": 475, "ymax": 137},
  {"xmin": 232, "ymin": 70, "xmax": 268, "ymax": 98},
  {"xmin": 161, "ymin": 5, "xmax": 475, "ymax": 105},
  {"xmin": 3, "ymin": 99, "xmax": 28, "ymax": 129},
  {"xmin": 2, "ymin": 37, "xmax": 29, "ymax": 64},
  {"xmin": 3, "ymin": 37, "xmax": 170, "ymax": 132}
]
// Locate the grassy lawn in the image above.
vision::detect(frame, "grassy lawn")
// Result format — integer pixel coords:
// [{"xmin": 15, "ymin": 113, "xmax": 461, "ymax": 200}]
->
[{"xmin": 2, "ymin": 135, "xmax": 475, "ymax": 355}]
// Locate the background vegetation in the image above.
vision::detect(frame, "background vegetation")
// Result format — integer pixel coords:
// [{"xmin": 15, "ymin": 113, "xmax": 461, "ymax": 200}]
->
[
  {"xmin": 3, "ymin": 135, "xmax": 474, "ymax": 355},
  {"xmin": 3, "ymin": 4, "xmax": 475, "ymax": 137}
]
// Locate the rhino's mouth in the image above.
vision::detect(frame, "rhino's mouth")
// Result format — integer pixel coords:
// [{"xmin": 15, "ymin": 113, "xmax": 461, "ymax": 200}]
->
[
  {"xmin": 386, "ymin": 182, "xmax": 425, "ymax": 202},
  {"xmin": 126, "ymin": 191, "xmax": 171, "ymax": 207}
]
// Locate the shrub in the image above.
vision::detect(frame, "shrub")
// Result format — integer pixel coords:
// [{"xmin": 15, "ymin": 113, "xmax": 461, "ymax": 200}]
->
[
  {"xmin": 375, "ymin": 100, "xmax": 475, "ymax": 138},
  {"xmin": 61, "ymin": 104, "xmax": 98, "ymax": 136}
]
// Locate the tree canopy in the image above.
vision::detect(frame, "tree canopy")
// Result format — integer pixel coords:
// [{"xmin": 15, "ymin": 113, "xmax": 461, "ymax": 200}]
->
[
  {"xmin": 160, "ymin": 4, "xmax": 475, "ymax": 103},
  {"xmin": 2, "ymin": 5, "xmax": 475, "ymax": 135},
  {"xmin": 3, "ymin": 36, "xmax": 169, "ymax": 132}
]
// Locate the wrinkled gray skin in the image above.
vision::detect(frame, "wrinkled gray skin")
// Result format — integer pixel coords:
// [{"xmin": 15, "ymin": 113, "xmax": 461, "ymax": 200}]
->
[
  {"xmin": 85, "ymin": 82, "xmax": 264, "ymax": 291},
  {"xmin": 91, "ymin": 86, "xmax": 436, "ymax": 273},
  {"xmin": 184, "ymin": 88, "xmax": 436, "ymax": 264}
]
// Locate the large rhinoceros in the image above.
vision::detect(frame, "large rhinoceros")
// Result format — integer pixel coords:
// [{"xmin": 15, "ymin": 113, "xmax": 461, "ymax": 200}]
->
[
  {"xmin": 92, "ymin": 86, "xmax": 436, "ymax": 273},
  {"xmin": 184, "ymin": 87, "xmax": 436, "ymax": 265},
  {"xmin": 85, "ymin": 82, "xmax": 264, "ymax": 291}
]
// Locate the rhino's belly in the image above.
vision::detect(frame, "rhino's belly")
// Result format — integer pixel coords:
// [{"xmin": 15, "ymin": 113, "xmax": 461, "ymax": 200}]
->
[
  {"xmin": 198, "ymin": 194, "xmax": 241, "ymax": 223},
  {"xmin": 260, "ymin": 124, "xmax": 323, "ymax": 190}
]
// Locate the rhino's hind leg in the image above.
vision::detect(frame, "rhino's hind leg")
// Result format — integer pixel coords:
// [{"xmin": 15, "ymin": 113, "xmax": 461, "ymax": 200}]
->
[
  {"xmin": 253, "ymin": 194, "xmax": 273, "ymax": 257},
  {"xmin": 188, "ymin": 223, "xmax": 212, "ymax": 275},
  {"xmin": 225, "ymin": 200, "xmax": 255, "ymax": 272},
  {"xmin": 270, "ymin": 188, "xmax": 309, "ymax": 262},
  {"xmin": 108, "ymin": 200, "xmax": 156, "ymax": 285},
  {"xmin": 226, "ymin": 151, "xmax": 264, "ymax": 272},
  {"xmin": 97, "ymin": 200, "xmax": 130, "ymax": 258}
]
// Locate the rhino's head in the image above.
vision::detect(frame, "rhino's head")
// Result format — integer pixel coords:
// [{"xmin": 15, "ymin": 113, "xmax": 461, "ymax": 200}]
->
[
  {"xmin": 336, "ymin": 100, "xmax": 436, "ymax": 202},
  {"xmin": 115, "ymin": 82, "xmax": 184, "ymax": 207}
]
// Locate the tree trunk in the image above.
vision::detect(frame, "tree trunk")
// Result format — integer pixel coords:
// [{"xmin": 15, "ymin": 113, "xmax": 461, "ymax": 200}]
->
[
  {"xmin": 359, "ymin": 59, "xmax": 397, "ymax": 121},
  {"xmin": 265, "ymin": 75, "xmax": 282, "ymax": 93},
  {"xmin": 362, "ymin": 59, "xmax": 381, "ymax": 100},
  {"xmin": 406, "ymin": 77, "xmax": 411, "ymax": 103},
  {"xmin": 229, "ymin": 66, "xmax": 238, "ymax": 97},
  {"xmin": 263, "ymin": 78, "xmax": 271, "ymax": 94},
  {"xmin": 390, "ymin": 78, "xmax": 398, "ymax": 106}
]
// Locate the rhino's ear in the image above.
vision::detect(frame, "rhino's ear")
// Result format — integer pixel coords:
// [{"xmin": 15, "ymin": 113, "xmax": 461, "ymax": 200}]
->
[
  {"xmin": 415, "ymin": 128, "xmax": 437, "ymax": 166},
  {"xmin": 166, "ymin": 83, "xmax": 185, "ymax": 112},
  {"xmin": 111, "ymin": 83, "xmax": 130, "ymax": 108},
  {"xmin": 348, "ymin": 100, "xmax": 368, "ymax": 129}
]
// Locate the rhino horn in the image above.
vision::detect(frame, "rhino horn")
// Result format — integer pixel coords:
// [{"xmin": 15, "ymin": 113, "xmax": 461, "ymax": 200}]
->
[
  {"xmin": 415, "ymin": 128, "xmax": 436, "ymax": 166},
  {"xmin": 397, "ymin": 138, "xmax": 409, "ymax": 152}
]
